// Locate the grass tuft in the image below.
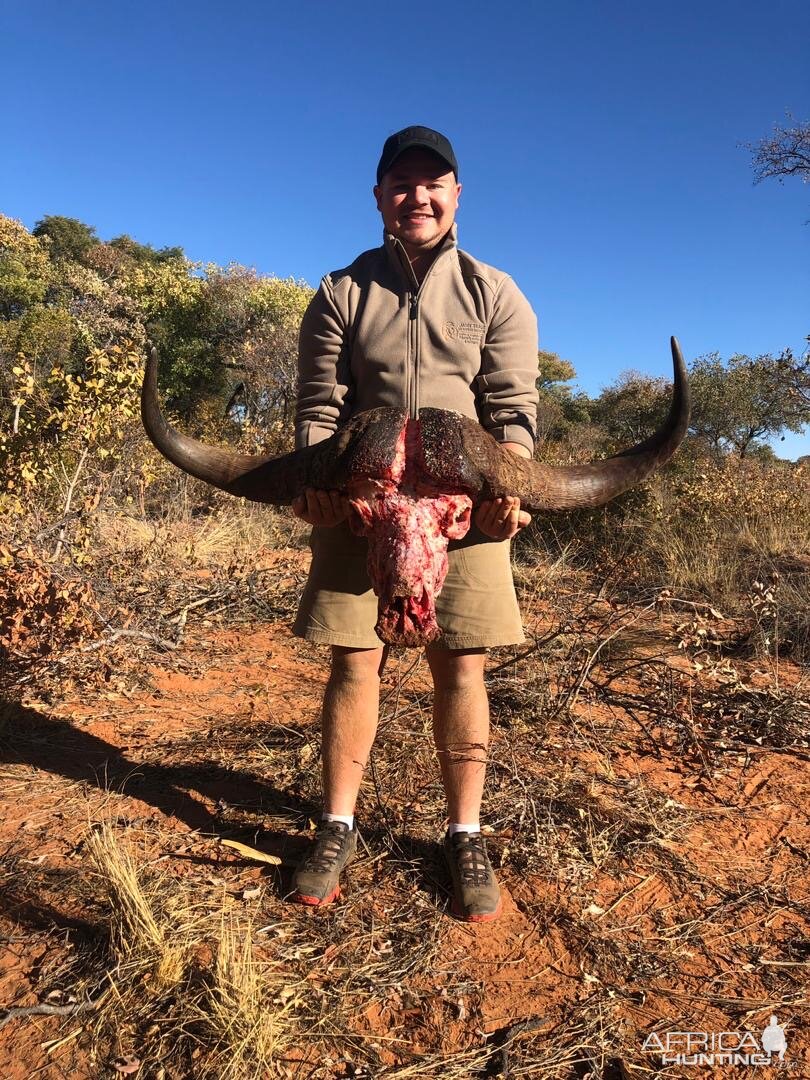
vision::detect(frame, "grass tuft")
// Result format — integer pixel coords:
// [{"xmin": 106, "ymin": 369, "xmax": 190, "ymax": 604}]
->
[
  {"xmin": 200, "ymin": 915, "xmax": 292, "ymax": 1080},
  {"xmin": 83, "ymin": 824, "xmax": 296, "ymax": 1078},
  {"xmin": 86, "ymin": 822, "xmax": 188, "ymax": 992}
]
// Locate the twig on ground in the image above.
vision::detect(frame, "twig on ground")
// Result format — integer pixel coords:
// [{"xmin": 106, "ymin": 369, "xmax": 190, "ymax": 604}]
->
[
  {"xmin": 0, "ymin": 993, "xmax": 104, "ymax": 1031},
  {"xmin": 485, "ymin": 1016, "xmax": 549, "ymax": 1078}
]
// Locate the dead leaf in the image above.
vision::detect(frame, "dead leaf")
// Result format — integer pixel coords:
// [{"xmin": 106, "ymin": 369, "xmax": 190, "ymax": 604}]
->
[
  {"xmin": 242, "ymin": 886, "xmax": 261, "ymax": 901},
  {"xmin": 220, "ymin": 839, "xmax": 281, "ymax": 866},
  {"xmin": 114, "ymin": 1057, "xmax": 141, "ymax": 1075}
]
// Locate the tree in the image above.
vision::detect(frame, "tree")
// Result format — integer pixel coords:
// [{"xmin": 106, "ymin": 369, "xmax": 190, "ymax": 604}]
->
[
  {"xmin": 590, "ymin": 371, "xmax": 671, "ymax": 446},
  {"xmin": 534, "ymin": 349, "xmax": 592, "ymax": 443},
  {"xmin": 213, "ymin": 273, "xmax": 313, "ymax": 440},
  {"xmin": 32, "ymin": 215, "xmax": 99, "ymax": 262},
  {"xmin": 108, "ymin": 234, "xmax": 185, "ymax": 266},
  {"xmin": 537, "ymin": 349, "xmax": 576, "ymax": 393},
  {"xmin": 767, "ymin": 341, "xmax": 810, "ymax": 407},
  {"xmin": 0, "ymin": 215, "xmax": 53, "ymax": 319},
  {"xmin": 747, "ymin": 117, "xmax": 810, "ymax": 185},
  {"xmin": 589, "ymin": 351, "xmax": 809, "ymax": 459},
  {"xmin": 689, "ymin": 351, "xmax": 808, "ymax": 457}
]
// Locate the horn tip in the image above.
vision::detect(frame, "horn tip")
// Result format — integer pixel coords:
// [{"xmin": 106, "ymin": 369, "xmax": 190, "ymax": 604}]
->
[{"xmin": 670, "ymin": 335, "xmax": 686, "ymax": 377}]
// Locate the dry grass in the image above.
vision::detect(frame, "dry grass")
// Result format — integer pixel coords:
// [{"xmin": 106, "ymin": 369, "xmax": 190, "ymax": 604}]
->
[
  {"xmin": 97, "ymin": 502, "xmax": 307, "ymax": 567},
  {"xmin": 200, "ymin": 914, "xmax": 295, "ymax": 1080},
  {"xmin": 81, "ymin": 824, "xmax": 299, "ymax": 1078},
  {"xmin": 86, "ymin": 823, "xmax": 189, "ymax": 992},
  {"xmin": 2, "ymin": 598, "xmax": 808, "ymax": 1075},
  {"xmin": 518, "ymin": 457, "xmax": 810, "ymax": 662}
]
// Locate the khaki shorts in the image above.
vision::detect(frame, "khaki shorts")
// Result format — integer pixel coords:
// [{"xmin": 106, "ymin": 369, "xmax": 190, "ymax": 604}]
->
[{"xmin": 292, "ymin": 520, "xmax": 525, "ymax": 650}]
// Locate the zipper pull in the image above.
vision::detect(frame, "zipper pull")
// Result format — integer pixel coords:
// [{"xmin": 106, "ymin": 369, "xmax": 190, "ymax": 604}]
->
[{"xmin": 409, "ymin": 294, "xmax": 418, "ymax": 319}]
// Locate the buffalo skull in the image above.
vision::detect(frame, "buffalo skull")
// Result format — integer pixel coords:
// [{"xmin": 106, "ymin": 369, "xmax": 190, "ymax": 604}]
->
[{"xmin": 141, "ymin": 340, "xmax": 690, "ymax": 646}]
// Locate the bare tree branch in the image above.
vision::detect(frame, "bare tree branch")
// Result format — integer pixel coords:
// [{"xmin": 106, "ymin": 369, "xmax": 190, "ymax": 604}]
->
[{"xmin": 746, "ymin": 117, "xmax": 810, "ymax": 185}]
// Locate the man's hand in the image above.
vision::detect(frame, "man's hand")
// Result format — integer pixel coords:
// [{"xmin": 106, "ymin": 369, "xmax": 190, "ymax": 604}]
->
[
  {"xmin": 474, "ymin": 441, "xmax": 533, "ymax": 540},
  {"xmin": 475, "ymin": 496, "xmax": 531, "ymax": 540},
  {"xmin": 292, "ymin": 488, "xmax": 350, "ymax": 527}
]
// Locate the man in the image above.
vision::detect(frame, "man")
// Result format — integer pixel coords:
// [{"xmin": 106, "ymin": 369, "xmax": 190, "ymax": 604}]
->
[{"xmin": 290, "ymin": 126, "xmax": 538, "ymax": 922}]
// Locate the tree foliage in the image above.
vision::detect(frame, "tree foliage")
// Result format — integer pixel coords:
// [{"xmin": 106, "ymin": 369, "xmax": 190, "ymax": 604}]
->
[
  {"xmin": 689, "ymin": 351, "xmax": 809, "ymax": 457},
  {"xmin": 0, "ymin": 212, "xmax": 314, "ymax": 522},
  {"xmin": 0, "ymin": 216, "xmax": 53, "ymax": 318},
  {"xmin": 0, "ymin": 213, "xmax": 313, "ymax": 420},
  {"xmin": 748, "ymin": 117, "xmax": 810, "ymax": 185},
  {"xmin": 534, "ymin": 349, "xmax": 592, "ymax": 445},
  {"xmin": 33, "ymin": 215, "xmax": 100, "ymax": 262},
  {"xmin": 108, "ymin": 233, "xmax": 185, "ymax": 266},
  {"xmin": 587, "ymin": 351, "xmax": 809, "ymax": 459},
  {"xmin": 590, "ymin": 371, "xmax": 671, "ymax": 446},
  {"xmin": 537, "ymin": 349, "xmax": 576, "ymax": 392}
]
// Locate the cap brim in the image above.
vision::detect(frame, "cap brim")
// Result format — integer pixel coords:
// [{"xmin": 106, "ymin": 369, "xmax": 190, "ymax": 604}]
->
[{"xmin": 378, "ymin": 142, "xmax": 457, "ymax": 183}]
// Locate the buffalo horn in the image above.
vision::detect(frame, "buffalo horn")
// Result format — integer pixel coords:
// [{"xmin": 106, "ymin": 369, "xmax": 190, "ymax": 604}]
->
[
  {"xmin": 142, "ymin": 347, "xmax": 326, "ymax": 503},
  {"xmin": 459, "ymin": 336, "xmax": 690, "ymax": 510}
]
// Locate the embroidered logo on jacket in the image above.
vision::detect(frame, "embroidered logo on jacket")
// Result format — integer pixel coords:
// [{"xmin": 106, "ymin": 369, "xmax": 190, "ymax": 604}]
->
[{"xmin": 443, "ymin": 320, "xmax": 484, "ymax": 345}]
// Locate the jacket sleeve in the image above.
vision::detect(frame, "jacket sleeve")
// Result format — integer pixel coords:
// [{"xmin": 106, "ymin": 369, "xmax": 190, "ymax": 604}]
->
[
  {"xmin": 475, "ymin": 275, "xmax": 539, "ymax": 454},
  {"xmin": 295, "ymin": 276, "xmax": 353, "ymax": 450}
]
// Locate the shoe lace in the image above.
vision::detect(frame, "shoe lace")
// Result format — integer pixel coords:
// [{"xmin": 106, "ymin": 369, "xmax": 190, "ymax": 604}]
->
[
  {"xmin": 454, "ymin": 833, "xmax": 493, "ymax": 887},
  {"xmin": 303, "ymin": 823, "xmax": 350, "ymax": 874}
]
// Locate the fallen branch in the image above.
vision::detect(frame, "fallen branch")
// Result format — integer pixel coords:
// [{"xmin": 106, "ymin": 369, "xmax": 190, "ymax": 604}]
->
[
  {"xmin": 0, "ymin": 994, "xmax": 102, "ymax": 1031},
  {"xmin": 485, "ymin": 1016, "xmax": 549, "ymax": 1078},
  {"xmin": 164, "ymin": 589, "xmax": 233, "ymax": 622},
  {"xmin": 658, "ymin": 596, "xmax": 726, "ymax": 617},
  {"xmin": 486, "ymin": 626, "xmax": 567, "ymax": 676},
  {"xmin": 38, "ymin": 626, "xmax": 179, "ymax": 668}
]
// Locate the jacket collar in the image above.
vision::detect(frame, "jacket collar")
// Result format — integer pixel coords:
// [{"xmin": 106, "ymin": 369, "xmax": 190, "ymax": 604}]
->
[{"xmin": 383, "ymin": 223, "xmax": 458, "ymax": 290}]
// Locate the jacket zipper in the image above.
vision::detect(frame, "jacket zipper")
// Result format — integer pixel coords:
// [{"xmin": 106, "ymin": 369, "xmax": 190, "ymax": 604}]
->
[
  {"xmin": 391, "ymin": 234, "xmax": 451, "ymax": 419},
  {"xmin": 408, "ymin": 293, "xmax": 419, "ymax": 418}
]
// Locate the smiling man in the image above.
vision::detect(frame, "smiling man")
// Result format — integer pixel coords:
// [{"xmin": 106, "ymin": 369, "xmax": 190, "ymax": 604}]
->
[{"xmin": 290, "ymin": 126, "xmax": 539, "ymax": 921}]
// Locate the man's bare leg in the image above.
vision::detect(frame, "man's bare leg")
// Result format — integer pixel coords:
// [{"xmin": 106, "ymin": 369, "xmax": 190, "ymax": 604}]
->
[
  {"xmin": 292, "ymin": 644, "xmax": 386, "ymax": 905},
  {"xmin": 321, "ymin": 644, "xmax": 387, "ymax": 815},
  {"xmin": 426, "ymin": 646, "xmax": 489, "ymax": 821},
  {"xmin": 426, "ymin": 646, "xmax": 501, "ymax": 921}
]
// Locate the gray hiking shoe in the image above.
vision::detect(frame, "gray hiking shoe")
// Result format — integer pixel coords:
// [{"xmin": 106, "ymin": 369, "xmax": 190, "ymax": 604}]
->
[
  {"xmin": 292, "ymin": 821, "xmax": 357, "ymax": 906},
  {"xmin": 444, "ymin": 830, "xmax": 502, "ymax": 922}
]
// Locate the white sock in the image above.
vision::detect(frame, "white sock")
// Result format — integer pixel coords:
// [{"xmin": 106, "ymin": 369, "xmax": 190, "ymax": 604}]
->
[
  {"xmin": 448, "ymin": 822, "xmax": 480, "ymax": 836},
  {"xmin": 322, "ymin": 812, "xmax": 354, "ymax": 830}
]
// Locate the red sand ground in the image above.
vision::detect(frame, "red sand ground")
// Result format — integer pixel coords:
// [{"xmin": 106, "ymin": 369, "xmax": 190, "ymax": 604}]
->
[{"xmin": 1, "ymin": 555, "xmax": 808, "ymax": 1078}]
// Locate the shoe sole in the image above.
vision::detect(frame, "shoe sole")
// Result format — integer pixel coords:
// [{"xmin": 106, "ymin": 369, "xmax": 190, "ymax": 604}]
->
[
  {"xmin": 293, "ymin": 885, "xmax": 341, "ymax": 906},
  {"xmin": 451, "ymin": 896, "xmax": 503, "ymax": 923}
]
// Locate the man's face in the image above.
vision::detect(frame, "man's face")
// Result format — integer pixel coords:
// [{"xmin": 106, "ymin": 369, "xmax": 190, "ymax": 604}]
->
[{"xmin": 374, "ymin": 149, "xmax": 462, "ymax": 256}]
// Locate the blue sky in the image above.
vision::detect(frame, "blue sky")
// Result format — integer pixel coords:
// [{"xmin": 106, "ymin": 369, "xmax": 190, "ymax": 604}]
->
[{"xmin": 4, "ymin": 0, "xmax": 809, "ymax": 457}]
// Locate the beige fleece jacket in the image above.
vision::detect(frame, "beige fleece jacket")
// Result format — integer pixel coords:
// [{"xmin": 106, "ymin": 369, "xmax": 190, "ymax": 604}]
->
[{"xmin": 295, "ymin": 224, "xmax": 539, "ymax": 454}]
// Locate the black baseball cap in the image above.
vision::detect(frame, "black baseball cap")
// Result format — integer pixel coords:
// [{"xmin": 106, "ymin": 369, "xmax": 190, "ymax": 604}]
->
[{"xmin": 376, "ymin": 126, "xmax": 458, "ymax": 184}]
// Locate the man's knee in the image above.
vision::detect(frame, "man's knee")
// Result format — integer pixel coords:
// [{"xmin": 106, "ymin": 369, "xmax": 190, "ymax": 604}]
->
[
  {"xmin": 426, "ymin": 646, "xmax": 487, "ymax": 691},
  {"xmin": 329, "ymin": 645, "xmax": 388, "ymax": 684}
]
